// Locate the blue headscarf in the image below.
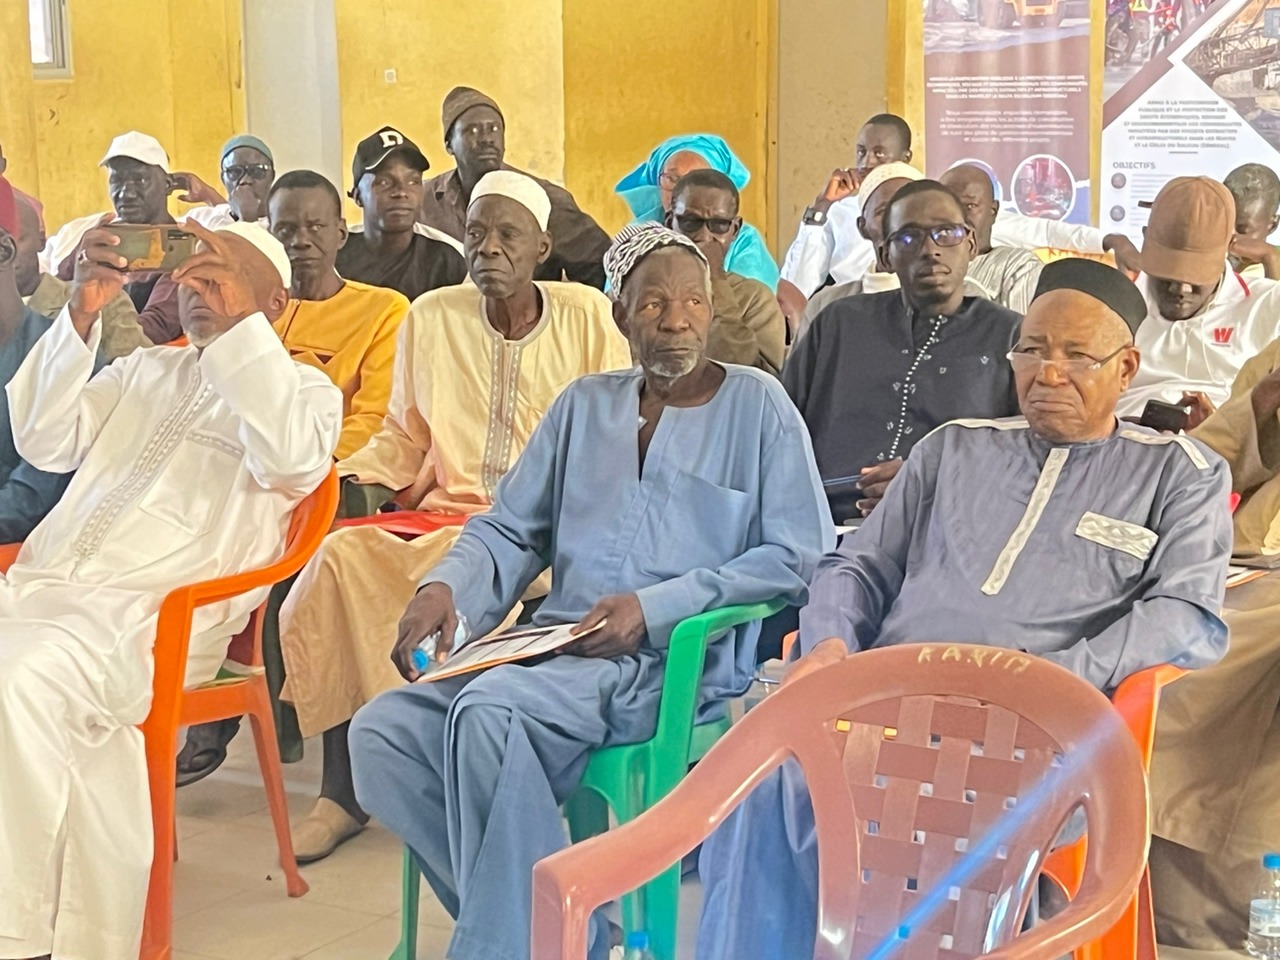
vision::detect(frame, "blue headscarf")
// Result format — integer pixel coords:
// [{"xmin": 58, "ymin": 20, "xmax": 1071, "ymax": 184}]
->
[{"xmin": 614, "ymin": 134, "xmax": 779, "ymax": 291}]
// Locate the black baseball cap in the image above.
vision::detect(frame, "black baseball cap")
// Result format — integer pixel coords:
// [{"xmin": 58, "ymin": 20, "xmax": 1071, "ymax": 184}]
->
[{"xmin": 348, "ymin": 126, "xmax": 429, "ymax": 197}]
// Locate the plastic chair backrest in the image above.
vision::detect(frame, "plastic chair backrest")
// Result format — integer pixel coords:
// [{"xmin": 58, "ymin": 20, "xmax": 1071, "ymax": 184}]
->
[
  {"xmin": 140, "ymin": 469, "xmax": 339, "ymax": 742},
  {"xmin": 532, "ymin": 643, "xmax": 1150, "ymax": 960}
]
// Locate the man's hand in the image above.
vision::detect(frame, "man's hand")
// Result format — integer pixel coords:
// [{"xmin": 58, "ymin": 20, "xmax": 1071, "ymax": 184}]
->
[
  {"xmin": 815, "ymin": 168, "xmax": 858, "ymax": 210},
  {"xmin": 856, "ymin": 458, "xmax": 903, "ymax": 516},
  {"xmin": 563, "ymin": 593, "xmax": 646, "ymax": 659},
  {"xmin": 1103, "ymin": 234, "xmax": 1143, "ymax": 276},
  {"xmin": 1181, "ymin": 391, "xmax": 1216, "ymax": 432},
  {"xmin": 1252, "ymin": 366, "xmax": 1280, "ymax": 425},
  {"xmin": 697, "ymin": 237, "xmax": 728, "ymax": 279},
  {"xmin": 392, "ymin": 582, "xmax": 457, "ymax": 681},
  {"xmin": 171, "ymin": 171, "xmax": 225, "ymax": 207},
  {"xmin": 782, "ymin": 636, "xmax": 848, "ymax": 687},
  {"xmin": 776, "ymin": 279, "xmax": 809, "ymax": 343},
  {"xmin": 68, "ymin": 217, "xmax": 129, "ymax": 340},
  {"xmin": 171, "ymin": 219, "xmax": 277, "ymax": 322},
  {"xmin": 1230, "ymin": 235, "xmax": 1280, "ymax": 279}
]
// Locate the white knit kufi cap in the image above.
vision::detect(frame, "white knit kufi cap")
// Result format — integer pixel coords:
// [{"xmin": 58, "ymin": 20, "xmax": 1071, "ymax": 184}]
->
[
  {"xmin": 857, "ymin": 161, "xmax": 925, "ymax": 206},
  {"xmin": 212, "ymin": 220, "xmax": 292, "ymax": 288},
  {"xmin": 100, "ymin": 131, "xmax": 171, "ymax": 173},
  {"xmin": 469, "ymin": 170, "xmax": 552, "ymax": 231}
]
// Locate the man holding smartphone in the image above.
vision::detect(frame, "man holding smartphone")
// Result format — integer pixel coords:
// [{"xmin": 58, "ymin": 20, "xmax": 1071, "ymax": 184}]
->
[{"xmin": 0, "ymin": 218, "xmax": 341, "ymax": 960}]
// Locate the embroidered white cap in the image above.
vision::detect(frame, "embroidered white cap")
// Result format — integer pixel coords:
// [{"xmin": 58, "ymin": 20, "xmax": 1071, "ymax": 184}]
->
[
  {"xmin": 100, "ymin": 131, "xmax": 171, "ymax": 173},
  {"xmin": 469, "ymin": 170, "xmax": 552, "ymax": 231},
  {"xmin": 214, "ymin": 220, "xmax": 292, "ymax": 289}
]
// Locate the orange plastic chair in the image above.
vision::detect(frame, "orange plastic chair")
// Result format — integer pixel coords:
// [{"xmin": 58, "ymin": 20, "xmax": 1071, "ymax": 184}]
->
[
  {"xmin": 139, "ymin": 468, "xmax": 339, "ymax": 960},
  {"xmin": 0, "ymin": 541, "xmax": 21, "ymax": 573},
  {"xmin": 533, "ymin": 643, "xmax": 1150, "ymax": 960},
  {"xmin": 1040, "ymin": 664, "xmax": 1186, "ymax": 960}
]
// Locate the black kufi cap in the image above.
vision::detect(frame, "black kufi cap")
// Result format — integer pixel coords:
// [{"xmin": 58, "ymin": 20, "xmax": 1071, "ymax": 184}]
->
[{"xmin": 1031, "ymin": 258, "xmax": 1147, "ymax": 336}]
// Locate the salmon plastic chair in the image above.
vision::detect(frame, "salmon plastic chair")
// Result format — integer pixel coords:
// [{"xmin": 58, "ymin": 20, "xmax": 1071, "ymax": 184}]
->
[
  {"xmin": 532, "ymin": 643, "xmax": 1150, "ymax": 960},
  {"xmin": 780, "ymin": 632, "xmax": 1182, "ymax": 960},
  {"xmin": 139, "ymin": 468, "xmax": 339, "ymax": 960},
  {"xmin": 1040, "ymin": 664, "xmax": 1186, "ymax": 960}
]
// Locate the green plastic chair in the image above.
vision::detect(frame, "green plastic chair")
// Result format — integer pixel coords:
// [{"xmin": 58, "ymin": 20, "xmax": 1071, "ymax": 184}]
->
[{"xmin": 388, "ymin": 597, "xmax": 787, "ymax": 960}]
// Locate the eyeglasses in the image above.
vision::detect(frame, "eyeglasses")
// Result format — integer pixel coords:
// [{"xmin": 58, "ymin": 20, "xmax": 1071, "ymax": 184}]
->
[
  {"xmin": 673, "ymin": 214, "xmax": 737, "ymax": 236},
  {"xmin": 222, "ymin": 163, "xmax": 273, "ymax": 182},
  {"xmin": 658, "ymin": 171, "xmax": 685, "ymax": 188},
  {"xmin": 885, "ymin": 223, "xmax": 970, "ymax": 251},
  {"xmin": 1006, "ymin": 344, "xmax": 1129, "ymax": 377}
]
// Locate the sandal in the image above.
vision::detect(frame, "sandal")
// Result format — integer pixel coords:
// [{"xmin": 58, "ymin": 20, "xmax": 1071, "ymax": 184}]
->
[{"xmin": 175, "ymin": 717, "xmax": 242, "ymax": 787}]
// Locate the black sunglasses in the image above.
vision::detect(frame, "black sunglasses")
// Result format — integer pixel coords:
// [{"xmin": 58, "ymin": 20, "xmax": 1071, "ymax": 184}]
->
[
  {"xmin": 222, "ymin": 163, "xmax": 273, "ymax": 182},
  {"xmin": 673, "ymin": 214, "xmax": 737, "ymax": 236}
]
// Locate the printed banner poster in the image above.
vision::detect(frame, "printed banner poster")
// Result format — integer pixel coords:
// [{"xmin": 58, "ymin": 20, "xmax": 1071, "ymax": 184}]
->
[
  {"xmin": 1102, "ymin": 0, "xmax": 1280, "ymax": 241},
  {"xmin": 923, "ymin": 0, "xmax": 1094, "ymax": 227}
]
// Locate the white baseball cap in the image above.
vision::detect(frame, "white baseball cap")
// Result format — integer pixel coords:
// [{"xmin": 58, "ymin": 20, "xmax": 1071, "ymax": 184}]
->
[{"xmin": 100, "ymin": 131, "xmax": 171, "ymax": 173}]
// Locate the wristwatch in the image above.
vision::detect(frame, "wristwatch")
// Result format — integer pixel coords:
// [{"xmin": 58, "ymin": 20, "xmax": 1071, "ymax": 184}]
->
[{"xmin": 802, "ymin": 206, "xmax": 829, "ymax": 226}]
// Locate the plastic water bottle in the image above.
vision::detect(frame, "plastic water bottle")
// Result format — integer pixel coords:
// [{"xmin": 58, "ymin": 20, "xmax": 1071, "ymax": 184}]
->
[
  {"xmin": 1248, "ymin": 852, "xmax": 1280, "ymax": 958},
  {"xmin": 411, "ymin": 613, "xmax": 469, "ymax": 673},
  {"xmin": 622, "ymin": 931, "xmax": 655, "ymax": 960}
]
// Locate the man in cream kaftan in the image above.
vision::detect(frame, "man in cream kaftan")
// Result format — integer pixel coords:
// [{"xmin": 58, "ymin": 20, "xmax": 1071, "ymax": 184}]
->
[
  {"xmin": 0, "ymin": 220, "xmax": 341, "ymax": 960},
  {"xmin": 278, "ymin": 172, "xmax": 630, "ymax": 862}
]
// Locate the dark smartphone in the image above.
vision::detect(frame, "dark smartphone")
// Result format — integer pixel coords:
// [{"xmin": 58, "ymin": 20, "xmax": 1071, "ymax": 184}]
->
[
  {"xmin": 105, "ymin": 224, "xmax": 198, "ymax": 272},
  {"xmin": 1139, "ymin": 399, "xmax": 1190, "ymax": 433}
]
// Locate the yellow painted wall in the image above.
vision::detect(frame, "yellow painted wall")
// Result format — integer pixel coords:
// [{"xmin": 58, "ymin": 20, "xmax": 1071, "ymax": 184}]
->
[
  {"xmin": 333, "ymin": 0, "xmax": 565, "ymax": 222},
  {"xmin": 886, "ymin": 0, "xmax": 925, "ymax": 163},
  {"xmin": 0, "ymin": 1, "xmax": 40, "ymax": 201},
  {"xmin": 561, "ymin": 0, "xmax": 772, "ymax": 237},
  {"xmin": 8, "ymin": 0, "xmax": 777, "ymax": 243},
  {"xmin": 18, "ymin": 0, "xmax": 242, "ymax": 231},
  {"xmin": 776, "ymin": 0, "xmax": 887, "ymax": 253}
]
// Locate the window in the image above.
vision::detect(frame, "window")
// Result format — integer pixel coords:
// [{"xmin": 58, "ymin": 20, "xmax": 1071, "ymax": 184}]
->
[{"xmin": 29, "ymin": 0, "xmax": 71, "ymax": 75}]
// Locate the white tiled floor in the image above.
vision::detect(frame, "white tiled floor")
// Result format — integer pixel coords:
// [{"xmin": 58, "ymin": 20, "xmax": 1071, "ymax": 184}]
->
[
  {"xmin": 172, "ymin": 730, "xmax": 1251, "ymax": 959},
  {"xmin": 173, "ymin": 730, "xmax": 453, "ymax": 960}
]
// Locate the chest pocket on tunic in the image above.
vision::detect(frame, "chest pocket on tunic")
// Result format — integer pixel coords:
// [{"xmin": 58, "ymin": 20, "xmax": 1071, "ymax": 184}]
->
[
  {"xmin": 138, "ymin": 432, "xmax": 244, "ymax": 537},
  {"xmin": 655, "ymin": 472, "xmax": 754, "ymax": 574},
  {"xmin": 1073, "ymin": 511, "xmax": 1158, "ymax": 578}
]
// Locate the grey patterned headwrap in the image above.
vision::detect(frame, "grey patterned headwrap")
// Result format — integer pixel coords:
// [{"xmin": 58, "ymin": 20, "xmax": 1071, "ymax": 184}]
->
[{"xmin": 603, "ymin": 221, "xmax": 709, "ymax": 300}]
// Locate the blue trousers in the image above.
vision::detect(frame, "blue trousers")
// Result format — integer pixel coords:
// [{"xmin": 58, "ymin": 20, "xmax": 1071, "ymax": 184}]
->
[
  {"xmin": 350, "ymin": 657, "xmax": 649, "ymax": 960},
  {"xmin": 697, "ymin": 761, "xmax": 819, "ymax": 960}
]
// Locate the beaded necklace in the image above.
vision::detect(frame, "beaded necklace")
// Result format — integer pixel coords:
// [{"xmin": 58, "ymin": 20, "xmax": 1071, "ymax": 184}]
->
[{"xmin": 885, "ymin": 313, "xmax": 948, "ymax": 460}]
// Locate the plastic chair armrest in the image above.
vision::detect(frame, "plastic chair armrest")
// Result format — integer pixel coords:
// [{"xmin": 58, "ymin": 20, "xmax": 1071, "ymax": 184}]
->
[
  {"xmin": 0, "ymin": 542, "xmax": 21, "ymax": 574},
  {"xmin": 535, "ymin": 727, "xmax": 800, "ymax": 947},
  {"xmin": 980, "ymin": 876, "xmax": 1142, "ymax": 960},
  {"xmin": 144, "ymin": 470, "xmax": 338, "ymax": 737},
  {"xmin": 652, "ymin": 598, "xmax": 789, "ymax": 760},
  {"xmin": 1110, "ymin": 663, "xmax": 1187, "ymax": 759}
]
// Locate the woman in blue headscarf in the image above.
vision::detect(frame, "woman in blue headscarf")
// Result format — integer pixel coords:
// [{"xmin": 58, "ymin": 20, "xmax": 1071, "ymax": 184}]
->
[{"xmin": 615, "ymin": 134, "xmax": 780, "ymax": 291}]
